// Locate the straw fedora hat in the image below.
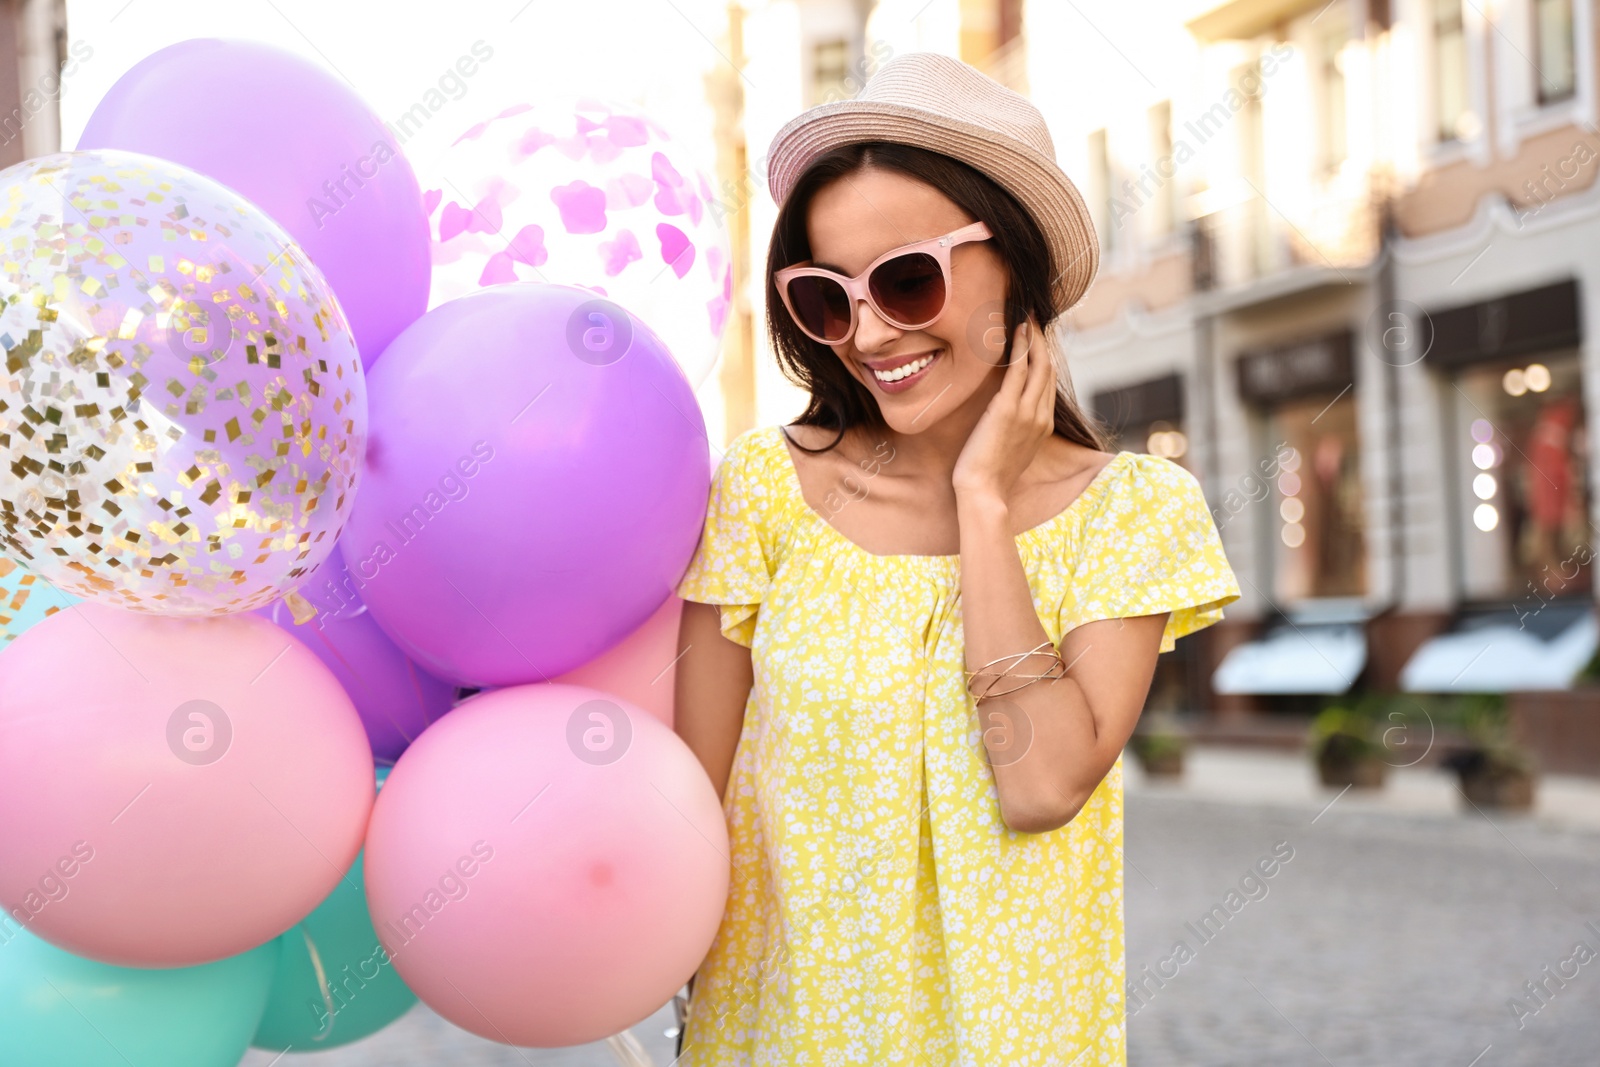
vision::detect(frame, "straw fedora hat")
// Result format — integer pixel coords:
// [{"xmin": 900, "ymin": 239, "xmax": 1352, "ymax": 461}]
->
[{"xmin": 766, "ymin": 50, "xmax": 1100, "ymax": 315}]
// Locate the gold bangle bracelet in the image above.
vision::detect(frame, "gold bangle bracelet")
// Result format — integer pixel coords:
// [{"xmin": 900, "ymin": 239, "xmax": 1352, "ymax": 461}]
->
[{"xmin": 964, "ymin": 640, "xmax": 1066, "ymax": 701}]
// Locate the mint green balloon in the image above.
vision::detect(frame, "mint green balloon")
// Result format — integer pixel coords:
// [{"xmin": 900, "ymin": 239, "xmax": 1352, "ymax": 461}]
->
[
  {"xmin": 252, "ymin": 766, "xmax": 416, "ymax": 1050},
  {"xmin": 0, "ymin": 925, "xmax": 279, "ymax": 1067}
]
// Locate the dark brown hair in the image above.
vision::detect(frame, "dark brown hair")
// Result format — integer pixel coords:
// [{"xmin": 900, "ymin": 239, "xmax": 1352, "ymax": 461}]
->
[{"xmin": 765, "ymin": 140, "xmax": 1106, "ymax": 453}]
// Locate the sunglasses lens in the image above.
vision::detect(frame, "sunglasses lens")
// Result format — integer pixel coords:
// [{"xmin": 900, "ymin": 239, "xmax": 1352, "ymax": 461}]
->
[
  {"xmin": 869, "ymin": 252, "xmax": 945, "ymax": 326},
  {"xmin": 786, "ymin": 276, "xmax": 852, "ymax": 342}
]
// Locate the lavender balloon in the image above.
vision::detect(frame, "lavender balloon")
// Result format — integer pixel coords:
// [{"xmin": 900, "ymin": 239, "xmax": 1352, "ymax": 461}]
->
[
  {"xmin": 260, "ymin": 545, "xmax": 455, "ymax": 761},
  {"xmin": 341, "ymin": 284, "xmax": 711, "ymax": 687},
  {"xmin": 79, "ymin": 38, "xmax": 431, "ymax": 368}
]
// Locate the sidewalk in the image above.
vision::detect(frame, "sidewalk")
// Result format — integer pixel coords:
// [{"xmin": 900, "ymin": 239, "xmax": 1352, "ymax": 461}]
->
[{"xmin": 1125, "ymin": 743, "xmax": 1600, "ymax": 833}]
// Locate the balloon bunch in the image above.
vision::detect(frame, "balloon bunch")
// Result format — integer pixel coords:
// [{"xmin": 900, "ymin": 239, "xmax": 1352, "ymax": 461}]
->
[{"xmin": 0, "ymin": 38, "xmax": 730, "ymax": 1066}]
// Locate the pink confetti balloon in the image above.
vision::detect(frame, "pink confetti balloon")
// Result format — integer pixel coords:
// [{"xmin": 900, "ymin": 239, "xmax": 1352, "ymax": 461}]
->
[
  {"xmin": 363, "ymin": 683, "xmax": 727, "ymax": 1046},
  {"xmin": 420, "ymin": 99, "xmax": 731, "ymax": 386}
]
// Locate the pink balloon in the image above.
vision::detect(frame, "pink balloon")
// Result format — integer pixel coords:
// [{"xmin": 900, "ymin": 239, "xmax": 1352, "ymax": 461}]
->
[
  {"xmin": 549, "ymin": 596, "xmax": 684, "ymax": 727},
  {"xmin": 0, "ymin": 603, "xmax": 374, "ymax": 967},
  {"xmin": 363, "ymin": 683, "xmax": 726, "ymax": 1046}
]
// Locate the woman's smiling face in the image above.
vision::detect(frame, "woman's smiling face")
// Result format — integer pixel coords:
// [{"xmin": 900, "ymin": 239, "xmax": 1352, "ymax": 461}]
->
[{"xmin": 804, "ymin": 165, "xmax": 1012, "ymax": 436}]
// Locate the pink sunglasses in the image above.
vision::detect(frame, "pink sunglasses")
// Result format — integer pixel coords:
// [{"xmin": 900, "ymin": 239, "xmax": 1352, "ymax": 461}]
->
[{"xmin": 774, "ymin": 221, "xmax": 993, "ymax": 345}]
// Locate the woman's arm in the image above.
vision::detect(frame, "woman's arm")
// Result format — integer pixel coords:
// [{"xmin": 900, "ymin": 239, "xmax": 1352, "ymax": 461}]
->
[
  {"xmin": 952, "ymin": 320, "xmax": 1165, "ymax": 834},
  {"xmin": 958, "ymin": 486, "xmax": 1166, "ymax": 833},
  {"xmin": 672, "ymin": 600, "xmax": 754, "ymax": 804}
]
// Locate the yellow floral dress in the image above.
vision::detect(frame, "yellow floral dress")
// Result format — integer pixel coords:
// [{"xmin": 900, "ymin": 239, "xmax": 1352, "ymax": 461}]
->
[{"xmin": 673, "ymin": 424, "xmax": 1239, "ymax": 1067}]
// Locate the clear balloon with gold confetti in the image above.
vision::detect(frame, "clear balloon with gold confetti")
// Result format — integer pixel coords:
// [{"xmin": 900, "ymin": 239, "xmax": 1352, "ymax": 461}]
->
[{"xmin": 0, "ymin": 149, "xmax": 365, "ymax": 615}]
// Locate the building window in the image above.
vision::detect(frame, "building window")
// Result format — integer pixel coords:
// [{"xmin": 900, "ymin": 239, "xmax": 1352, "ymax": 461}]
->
[
  {"xmin": 1088, "ymin": 128, "xmax": 1116, "ymax": 258},
  {"xmin": 1433, "ymin": 0, "xmax": 1472, "ymax": 141},
  {"xmin": 1234, "ymin": 60, "xmax": 1270, "ymax": 276},
  {"xmin": 1269, "ymin": 391, "xmax": 1366, "ymax": 601},
  {"xmin": 999, "ymin": 0, "xmax": 1023, "ymax": 47},
  {"xmin": 1148, "ymin": 100, "xmax": 1176, "ymax": 236},
  {"xmin": 1319, "ymin": 22, "xmax": 1348, "ymax": 170},
  {"xmin": 810, "ymin": 38, "xmax": 850, "ymax": 106},
  {"xmin": 1454, "ymin": 352, "xmax": 1591, "ymax": 602},
  {"xmin": 1534, "ymin": 0, "xmax": 1577, "ymax": 104}
]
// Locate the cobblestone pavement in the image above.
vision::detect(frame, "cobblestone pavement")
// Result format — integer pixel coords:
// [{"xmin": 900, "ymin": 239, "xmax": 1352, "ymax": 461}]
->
[
  {"xmin": 237, "ymin": 749, "xmax": 1600, "ymax": 1066},
  {"xmin": 1124, "ymin": 766, "xmax": 1600, "ymax": 1066}
]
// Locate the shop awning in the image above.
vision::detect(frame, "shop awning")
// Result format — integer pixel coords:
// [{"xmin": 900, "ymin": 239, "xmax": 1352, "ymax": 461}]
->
[
  {"xmin": 1212, "ymin": 622, "xmax": 1366, "ymax": 695},
  {"xmin": 1399, "ymin": 606, "xmax": 1598, "ymax": 692}
]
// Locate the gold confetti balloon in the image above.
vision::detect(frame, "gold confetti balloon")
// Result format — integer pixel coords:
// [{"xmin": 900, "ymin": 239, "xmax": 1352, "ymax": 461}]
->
[{"xmin": 0, "ymin": 150, "xmax": 366, "ymax": 615}]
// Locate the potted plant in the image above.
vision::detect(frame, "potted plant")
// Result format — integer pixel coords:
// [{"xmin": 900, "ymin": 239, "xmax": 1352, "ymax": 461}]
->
[
  {"xmin": 1443, "ymin": 694, "xmax": 1536, "ymax": 812},
  {"xmin": 1130, "ymin": 714, "xmax": 1187, "ymax": 779},
  {"xmin": 1310, "ymin": 701, "xmax": 1387, "ymax": 789}
]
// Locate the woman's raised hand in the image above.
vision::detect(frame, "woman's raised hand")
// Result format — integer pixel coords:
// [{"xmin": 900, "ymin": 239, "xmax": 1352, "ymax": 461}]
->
[{"xmin": 951, "ymin": 318, "xmax": 1055, "ymax": 505}]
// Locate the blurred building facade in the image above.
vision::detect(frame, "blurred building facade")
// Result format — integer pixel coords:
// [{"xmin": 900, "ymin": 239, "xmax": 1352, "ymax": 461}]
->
[
  {"xmin": 1028, "ymin": 0, "xmax": 1600, "ymax": 728},
  {"xmin": 0, "ymin": 0, "xmax": 69, "ymax": 167},
  {"xmin": 720, "ymin": 0, "xmax": 1600, "ymax": 733}
]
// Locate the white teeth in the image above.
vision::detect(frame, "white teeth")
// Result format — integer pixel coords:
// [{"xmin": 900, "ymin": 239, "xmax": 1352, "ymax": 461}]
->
[{"xmin": 873, "ymin": 353, "xmax": 934, "ymax": 383}]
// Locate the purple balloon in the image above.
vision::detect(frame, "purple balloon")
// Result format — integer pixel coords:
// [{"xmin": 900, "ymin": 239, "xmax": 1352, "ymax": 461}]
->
[
  {"xmin": 261, "ymin": 544, "xmax": 456, "ymax": 761},
  {"xmin": 78, "ymin": 38, "xmax": 430, "ymax": 369},
  {"xmin": 341, "ymin": 283, "xmax": 711, "ymax": 687}
]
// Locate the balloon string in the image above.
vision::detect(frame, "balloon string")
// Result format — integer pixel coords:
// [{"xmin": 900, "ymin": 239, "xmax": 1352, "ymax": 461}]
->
[
  {"xmin": 301, "ymin": 924, "xmax": 338, "ymax": 1044},
  {"xmin": 604, "ymin": 1029, "xmax": 654, "ymax": 1067}
]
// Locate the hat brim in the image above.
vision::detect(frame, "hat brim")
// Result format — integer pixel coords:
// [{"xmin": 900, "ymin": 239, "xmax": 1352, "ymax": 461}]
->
[{"xmin": 766, "ymin": 99, "xmax": 1101, "ymax": 315}]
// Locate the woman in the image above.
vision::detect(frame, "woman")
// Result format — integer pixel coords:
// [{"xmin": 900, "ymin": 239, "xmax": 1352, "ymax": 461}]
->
[{"xmin": 672, "ymin": 52, "xmax": 1239, "ymax": 1066}]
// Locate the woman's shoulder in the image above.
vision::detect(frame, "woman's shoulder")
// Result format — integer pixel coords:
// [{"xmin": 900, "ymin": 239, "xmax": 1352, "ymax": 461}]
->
[
  {"xmin": 1110, "ymin": 450, "xmax": 1206, "ymax": 495},
  {"xmin": 717, "ymin": 424, "xmax": 785, "ymax": 478},
  {"xmin": 1078, "ymin": 450, "xmax": 1214, "ymax": 534},
  {"xmin": 1035, "ymin": 436, "xmax": 1201, "ymax": 509},
  {"xmin": 710, "ymin": 425, "xmax": 796, "ymax": 523}
]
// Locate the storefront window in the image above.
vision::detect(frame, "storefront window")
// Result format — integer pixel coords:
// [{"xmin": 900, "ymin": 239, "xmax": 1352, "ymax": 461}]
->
[
  {"xmin": 1268, "ymin": 390, "xmax": 1366, "ymax": 600},
  {"xmin": 1140, "ymin": 419, "xmax": 1191, "ymax": 469},
  {"xmin": 1455, "ymin": 352, "xmax": 1591, "ymax": 601},
  {"xmin": 1091, "ymin": 374, "xmax": 1190, "ymax": 472}
]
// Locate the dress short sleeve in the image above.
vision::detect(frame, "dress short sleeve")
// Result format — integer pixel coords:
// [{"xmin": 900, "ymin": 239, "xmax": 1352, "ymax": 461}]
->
[
  {"xmin": 1059, "ymin": 453, "xmax": 1240, "ymax": 654},
  {"xmin": 673, "ymin": 428, "xmax": 779, "ymax": 648}
]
